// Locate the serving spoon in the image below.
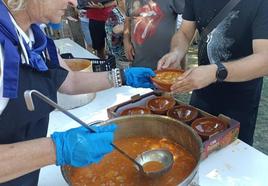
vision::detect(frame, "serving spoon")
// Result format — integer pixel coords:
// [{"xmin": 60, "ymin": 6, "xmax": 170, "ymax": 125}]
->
[{"xmin": 24, "ymin": 90, "xmax": 173, "ymax": 177}]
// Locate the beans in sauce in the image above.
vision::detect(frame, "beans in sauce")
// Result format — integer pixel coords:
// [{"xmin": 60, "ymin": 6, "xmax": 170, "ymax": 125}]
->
[{"xmin": 66, "ymin": 137, "xmax": 197, "ymax": 186}]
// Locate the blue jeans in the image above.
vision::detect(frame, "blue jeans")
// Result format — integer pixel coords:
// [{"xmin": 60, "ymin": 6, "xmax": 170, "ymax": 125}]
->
[{"xmin": 80, "ymin": 20, "xmax": 92, "ymax": 45}]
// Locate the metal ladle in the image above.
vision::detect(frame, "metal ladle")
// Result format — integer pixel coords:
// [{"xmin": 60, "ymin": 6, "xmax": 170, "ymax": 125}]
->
[{"xmin": 24, "ymin": 90, "xmax": 174, "ymax": 177}]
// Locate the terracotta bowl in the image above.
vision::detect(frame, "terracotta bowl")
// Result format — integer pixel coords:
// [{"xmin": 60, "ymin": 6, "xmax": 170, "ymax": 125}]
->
[
  {"xmin": 147, "ymin": 96, "xmax": 176, "ymax": 115},
  {"xmin": 151, "ymin": 69, "xmax": 184, "ymax": 92},
  {"xmin": 120, "ymin": 106, "xmax": 151, "ymax": 116},
  {"xmin": 191, "ymin": 117, "xmax": 228, "ymax": 141},
  {"xmin": 167, "ymin": 105, "xmax": 199, "ymax": 123},
  {"xmin": 64, "ymin": 58, "xmax": 92, "ymax": 72}
]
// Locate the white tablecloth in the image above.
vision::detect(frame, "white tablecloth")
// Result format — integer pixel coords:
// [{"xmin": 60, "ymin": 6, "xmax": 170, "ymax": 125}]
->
[{"xmin": 38, "ymin": 87, "xmax": 268, "ymax": 186}]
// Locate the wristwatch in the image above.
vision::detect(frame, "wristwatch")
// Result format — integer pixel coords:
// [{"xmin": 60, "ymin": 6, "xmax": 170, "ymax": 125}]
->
[{"xmin": 215, "ymin": 62, "xmax": 228, "ymax": 82}]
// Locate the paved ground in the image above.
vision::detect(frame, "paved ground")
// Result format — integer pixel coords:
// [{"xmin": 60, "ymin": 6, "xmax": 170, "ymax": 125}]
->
[
  {"xmin": 253, "ymin": 78, "xmax": 268, "ymax": 155},
  {"xmin": 176, "ymin": 46, "xmax": 268, "ymax": 155}
]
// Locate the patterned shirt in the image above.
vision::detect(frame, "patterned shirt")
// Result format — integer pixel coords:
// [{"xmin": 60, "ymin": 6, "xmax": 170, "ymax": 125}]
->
[
  {"xmin": 105, "ymin": 7, "xmax": 127, "ymax": 61},
  {"xmin": 125, "ymin": 0, "xmax": 185, "ymax": 69}
]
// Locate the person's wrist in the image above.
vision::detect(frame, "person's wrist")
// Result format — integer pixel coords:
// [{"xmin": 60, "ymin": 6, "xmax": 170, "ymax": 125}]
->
[
  {"xmin": 120, "ymin": 69, "xmax": 126, "ymax": 85},
  {"xmin": 215, "ymin": 62, "xmax": 228, "ymax": 82},
  {"xmin": 170, "ymin": 49, "xmax": 181, "ymax": 58},
  {"xmin": 210, "ymin": 64, "xmax": 218, "ymax": 83},
  {"xmin": 107, "ymin": 71, "xmax": 114, "ymax": 87},
  {"xmin": 51, "ymin": 132, "xmax": 65, "ymax": 166},
  {"xmin": 108, "ymin": 68, "xmax": 123, "ymax": 87},
  {"xmin": 48, "ymin": 138, "xmax": 57, "ymax": 165},
  {"xmin": 123, "ymin": 35, "xmax": 131, "ymax": 42}
]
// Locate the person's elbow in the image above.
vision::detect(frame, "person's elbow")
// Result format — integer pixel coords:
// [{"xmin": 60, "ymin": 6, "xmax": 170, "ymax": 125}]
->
[
  {"xmin": 58, "ymin": 72, "xmax": 77, "ymax": 95},
  {"xmin": 253, "ymin": 39, "xmax": 268, "ymax": 76}
]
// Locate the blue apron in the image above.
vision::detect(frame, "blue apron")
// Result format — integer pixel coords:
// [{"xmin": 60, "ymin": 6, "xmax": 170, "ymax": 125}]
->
[
  {"xmin": 0, "ymin": 0, "xmax": 60, "ymax": 98},
  {"xmin": 0, "ymin": 1, "xmax": 68, "ymax": 185}
]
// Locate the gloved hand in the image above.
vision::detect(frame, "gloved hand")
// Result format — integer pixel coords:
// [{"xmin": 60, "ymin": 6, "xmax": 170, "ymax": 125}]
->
[
  {"xmin": 124, "ymin": 67, "xmax": 156, "ymax": 88},
  {"xmin": 51, "ymin": 124, "xmax": 117, "ymax": 167}
]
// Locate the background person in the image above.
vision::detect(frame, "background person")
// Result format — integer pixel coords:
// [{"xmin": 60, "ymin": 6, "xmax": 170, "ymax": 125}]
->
[
  {"xmin": 86, "ymin": 0, "xmax": 116, "ymax": 58},
  {"xmin": 123, "ymin": 0, "xmax": 185, "ymax": 69},
  {"xmin": 65, "ymin": 6, "xmax": 86, "ymax": 47},
  {"xmin": 105, "ymin": 0, "xmax": 129, "ymax": 68},
  {"xmin": 78, "ymin": 9, "xmax": 93, "ymax": 51},
  {"xmin": 157, "ymin": 0, "xmax": 268, "ymax": 146}
]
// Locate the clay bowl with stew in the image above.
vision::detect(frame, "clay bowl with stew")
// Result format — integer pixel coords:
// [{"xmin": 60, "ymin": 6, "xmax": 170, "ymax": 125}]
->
[
  {"xmin": 64, "ymin": 58, "xmax": 92, "ymax": 72},
  {"xmin": 167, "ymin": 105, "xmax": 199, "ymax": 124},
  {"xmin": 120, "ymin": 106, "xmax": 151, "ymax": 116},
  {"xmin": 191, "ymin": 117, "xmax": 228, "ymax": 141},
  {"xmin": 151, "ymin": 69, "xmax": 184, "ymax": 92},
  {"xmin": 147, "ymin": 96, "xmax": 176, "ymax": 115}
]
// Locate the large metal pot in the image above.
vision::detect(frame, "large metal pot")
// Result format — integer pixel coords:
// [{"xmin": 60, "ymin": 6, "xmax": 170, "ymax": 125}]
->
[{"xmin": 61, "ymin": 115, "xmax": 203, "ymax": 186}]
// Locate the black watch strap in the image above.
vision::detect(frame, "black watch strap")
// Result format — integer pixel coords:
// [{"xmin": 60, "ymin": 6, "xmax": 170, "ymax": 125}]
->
[{"xmin": 215, "ymin": 62, "xmax": 228, "ymax": 82}]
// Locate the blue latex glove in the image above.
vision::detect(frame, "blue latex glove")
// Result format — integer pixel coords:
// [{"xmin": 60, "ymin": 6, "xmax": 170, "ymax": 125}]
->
[
  {"xmin": 124, "ymin": 67, "xmax": 156, "ymax": 88},
  {"xmin": 51, "ymin": 124, "xmax": 117, "ymax": 167}
]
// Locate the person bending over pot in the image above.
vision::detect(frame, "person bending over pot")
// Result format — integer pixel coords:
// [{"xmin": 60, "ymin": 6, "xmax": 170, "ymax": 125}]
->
[{"xmin": 0, "ymin": 0, "xmax": 155, "ymax": 185}]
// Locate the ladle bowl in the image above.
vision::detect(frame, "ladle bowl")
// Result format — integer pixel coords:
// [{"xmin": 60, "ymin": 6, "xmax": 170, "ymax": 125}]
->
[
  {"xmin": 135, "ymin": 148, "xmax": 174, "ymax": 177},
  {"xmin": 23, "ymin": 90, "xmax": 174, "ymax": 177}
]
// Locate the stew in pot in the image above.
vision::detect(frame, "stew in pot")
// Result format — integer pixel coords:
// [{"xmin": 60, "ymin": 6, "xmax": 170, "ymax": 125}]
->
[{"xmin": 66, "ymin": 136, "xmax": 197, "ymax": 186}]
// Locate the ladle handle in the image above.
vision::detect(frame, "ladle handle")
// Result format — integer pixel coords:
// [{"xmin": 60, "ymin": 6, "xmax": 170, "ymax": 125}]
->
[
  {"xmin": 24, "ymin": 90, "xmax": 143, "ymax": 170},
  {"xmin": 24, "ymin": 90, "xmax": 96, "ymax": 132},
  {"xmin": 111, "ymin": 144, "xmax": 143, "ymax": 169}
]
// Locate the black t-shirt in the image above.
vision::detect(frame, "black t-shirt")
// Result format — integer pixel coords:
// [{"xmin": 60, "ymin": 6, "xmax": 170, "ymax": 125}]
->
[
  {"xmin": 182, "ymin": 0, "xmax": 268, "ymax": 97},
  {"xmin": 183, "ymin": 0, "xmax": 268, "ymax": 65}
]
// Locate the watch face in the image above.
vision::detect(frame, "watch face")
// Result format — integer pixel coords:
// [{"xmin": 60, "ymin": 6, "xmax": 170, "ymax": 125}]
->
[
  {"xmin": 218, "ymin": 69, "xmax": 227, "ymax": 80},
  {"xmin": 217, "ymin": 67, "xmax": 228, "ymax": 82}
]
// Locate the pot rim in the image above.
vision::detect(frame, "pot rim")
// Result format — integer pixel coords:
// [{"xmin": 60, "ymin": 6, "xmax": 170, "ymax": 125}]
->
[{"xmin": 61, "ymin": 115, "xmax": 203, "ymax": 186}]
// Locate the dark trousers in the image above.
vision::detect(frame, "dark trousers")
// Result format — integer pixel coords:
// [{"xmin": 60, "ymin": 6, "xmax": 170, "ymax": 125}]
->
[
  {"xmin": 0, "ymin": 170, "xmax": 40, "ymax": 186},
  {"xmin": 88, "ymin": 19, "xmax": 106, "ymax": 50}
]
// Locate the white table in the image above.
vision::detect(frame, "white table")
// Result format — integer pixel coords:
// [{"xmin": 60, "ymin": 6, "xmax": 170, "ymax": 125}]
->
[
  {"xmin": 38, "ymin": 38, "xmax": 268, "ymax": 186},
  {"xmin": 38, "ymin": 86, "xmax": 268, "ymax": 186},
  {"xmin": 54, "ymin": 38, "xmax": 98, "ymax": 59}
]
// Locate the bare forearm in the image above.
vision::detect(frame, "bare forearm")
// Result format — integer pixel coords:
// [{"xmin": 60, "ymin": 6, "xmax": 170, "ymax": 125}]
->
[
  {"xmin": 58, "ymin": 56, "xmax": 112, "ymax": 94},
  {"xmin": 59, "ymin": 71, "xmax": 112, "ymax": 94},
  {"xmin": 223, "ymin": 39, "xmax": 268, "ymax": 82},
  {"xmin": 170, "ymin": 20, "xmax": 196, "ymax": 58},
  {"xmin": 123, "ymin": 17, "xmax": 131, "ymax": 42},
  {"xmin": 170, "ymin": 29, "xmax": 192, "ymax": 54},
  {"xmin": 224, "ymin": 53, "xmax": 268, "ymax": 82},
  {"xmin": 0, "ymin": 138, "xmax": 56, "ymax": 183},
  {"xmin": 123, "ymin": 17, "xmax": 135, "ymax": 60}
]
